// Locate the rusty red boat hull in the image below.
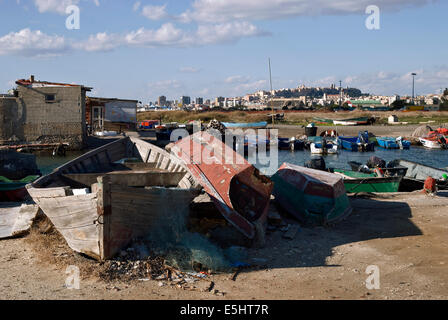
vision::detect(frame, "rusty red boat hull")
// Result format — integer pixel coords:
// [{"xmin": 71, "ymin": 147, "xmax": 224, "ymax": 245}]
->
[{"xmin": 172, "ymin": 132, "xmax": 273, "ymax": 239}]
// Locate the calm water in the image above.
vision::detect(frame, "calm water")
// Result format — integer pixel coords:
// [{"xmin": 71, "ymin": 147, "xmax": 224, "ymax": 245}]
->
[
  {"xmin": 34, "ymin": 147, "xmax": 448, "ymax": 177},
  {"xmin": 36, "ymin": 152, "xmax": 84, "ymax": 175},
  {"xmin": 255, "ymin": 146, "xmax": 448, "ymax": 176}
]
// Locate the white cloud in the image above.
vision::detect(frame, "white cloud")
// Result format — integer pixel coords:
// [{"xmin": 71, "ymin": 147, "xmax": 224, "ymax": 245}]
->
[
  {"xmin": 179, "ymin": 67, "xmax": 200, "ymax": 73},
  {"xmin": 33, "ymin": 0, "xmax": 80, "ymax": 14},
  {"xmin": 73, "ymin": 32, "xmax": 124, "ymax": 52},
  {"xmin": 133, "ymin": 1, "xmax": 141, "ymax": 12},
  {"xmin": 224, "ymin": 75, "xmax": 250, "ymax": 84},
  {"xmin": 179, "ymin": 0, "xmax": 435, "ymax": 23},
  {"xmin": 0, "ymin": 28, "xmax": 68, "ymax": 57},
  {"xmin": 76, "ymin": 21, "xmax": 266, "ymax": 52},
  {"xmin": 141, "ymin": 5, "xmax": 168, "ymax": 21},
  {"xmin": 33, "ymin": 0, "xmax": 99, "ymax": 14}
]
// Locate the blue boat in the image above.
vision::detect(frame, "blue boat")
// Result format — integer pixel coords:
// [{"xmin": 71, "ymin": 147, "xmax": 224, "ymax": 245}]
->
[
  {"xmin": 222, "ymin": 122, "xmax": 268, "ymax": 129},
  {"xmin": 338, "ymin": 131, "xmax": 375, "ymax": 152},
  {"xmin": 278, "ymin": 138, "xmax": 291, "ymax": 150},
  {"xmin": 376, "ymin": 137, "xmax": 411, "ymax": 150}
]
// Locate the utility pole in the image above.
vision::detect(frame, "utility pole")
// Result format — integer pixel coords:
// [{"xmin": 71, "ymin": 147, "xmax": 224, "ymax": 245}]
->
[
  {"xmin": 269, "ymin": 58, "xmax": 274, "ymax": 125},
  {"xmin": 339, "ymin": 80, "xmax": 342, "ymax": 107},
  {"xmin": 412, "ymin": 73, "xmax": 417, "ymax": 104}
]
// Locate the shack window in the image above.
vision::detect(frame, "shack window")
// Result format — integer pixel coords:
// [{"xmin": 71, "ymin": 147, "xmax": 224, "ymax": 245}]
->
[{"xmin": 45, "ymin": 94, "xmax": 56, "ymax": 102}]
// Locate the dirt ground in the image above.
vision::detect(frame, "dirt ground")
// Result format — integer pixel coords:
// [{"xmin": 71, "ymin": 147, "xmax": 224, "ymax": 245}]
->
[{"xmin": 1, "ymin": 191, "xmax": 447, "ymax": 300}]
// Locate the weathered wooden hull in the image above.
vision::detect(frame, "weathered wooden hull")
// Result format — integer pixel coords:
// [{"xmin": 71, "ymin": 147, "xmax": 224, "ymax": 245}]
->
[
  {"xmin": 27, "ymin": 137, "xmax": 200, "ymax": 260},
  {"xmin": 394, "ymin": 160, "xmax": 448, "ymax": 181},
  {"xmin": 272, "ymin": 163, "xmax": 352, "ymax": 226},
  {"xmin": 172, "ymin": 132, "xmax": 273, "ymax": 241}
]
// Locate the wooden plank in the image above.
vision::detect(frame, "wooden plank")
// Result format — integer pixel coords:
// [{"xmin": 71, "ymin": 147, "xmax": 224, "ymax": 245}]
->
[
  {"xmin": 0, "ymin": 204, "xmax": 40, "ymax": 239},
  {"xmin": 27, "ymin": 186, "xmax": 69, "ymax": 198},
  {"xmin": 62, "ymin": 171, "xmax": 185, "ymax": 188}
]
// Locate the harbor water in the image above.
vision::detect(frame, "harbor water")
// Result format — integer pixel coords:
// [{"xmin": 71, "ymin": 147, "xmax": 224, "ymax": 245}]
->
[{"xmin": 34, "ymin": 146, "xmax": 448, "ymax": 177}]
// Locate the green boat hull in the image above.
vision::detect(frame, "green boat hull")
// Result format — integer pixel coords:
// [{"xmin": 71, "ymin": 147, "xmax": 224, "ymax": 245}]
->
[{"xmin": 334, "ymin": 170, "xmax": 402, "ymax": 193}]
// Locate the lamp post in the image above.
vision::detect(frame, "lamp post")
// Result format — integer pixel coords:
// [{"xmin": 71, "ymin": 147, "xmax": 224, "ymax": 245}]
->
[{"xmin": 411, "ymin": 73, "xmax": 417, "ymax": 103}]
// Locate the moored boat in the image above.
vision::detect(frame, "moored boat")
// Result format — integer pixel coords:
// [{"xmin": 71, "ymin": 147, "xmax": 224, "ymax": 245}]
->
[
  {"xmin": 310, "ymin": 138, "xmax": 339, "ymax": 155},
  {"xmin": 333, "ymin": 170, "xmax": 402, "ymax": 193},
  {"xmin": 333, "ymin": 117, "xmax": 371, "ymax": 126},
  {"xmin": 222, "ymin": 121, "xmax": 268, "ymax": 129},
  {"xmin": 377, "ymin": 137, "xmax": 411, "ymax": 150},
  {"xmin": 27, "ymin": 137, "xmax": 201, "ymax": 260},
  {"xmin": 0, "ymin": 175, "xmax": 40, "ymax": 202},
  {"xmin": 338, "ymin": 132, "xmax": 375, "ymax": 152},
  {"xmin": 172, "ymin": 131, "xmax": 274, "ymax": 243},
  {"xmin": 271, "ymin": 163, "xmax": 352, "ymax": 226},
  {"xmin": 419, "ymin": 135, "xmax": 447, "ymax": 149}
]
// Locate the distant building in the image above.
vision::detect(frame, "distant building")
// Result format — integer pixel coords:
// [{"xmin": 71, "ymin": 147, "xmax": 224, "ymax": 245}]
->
[
  {"xmin": 181, "ymin": 96, "xmax": 191, "ymax": 106},
  {"xmin": 158, "ymin": 96, "xmax": 167, "ymax": 106},
  {"xmin": 215, "ymin": 96, "xmax": 225, "ymax": 107},
  {"xmin": 86, "ymin": 97, "xmax": 138, "ymax": 134},
  {"xmin": 195, "ymin": 97, "xmax": 204, "ymax": 105}
]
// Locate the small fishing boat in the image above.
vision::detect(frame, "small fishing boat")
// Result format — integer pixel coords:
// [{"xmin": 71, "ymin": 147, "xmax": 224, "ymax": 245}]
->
[
  {"xmin": 338, "ymin": 132, "xmax": 375, "ymax": 152},
  {"xmin": 333, "ymin": 170, "xmax": 402, "ymax": 193},
  {"xmin": 172, "ymin": 132, "xmax": 274, "ymax": 243},
  {"xmin": 377, "ymin": 137, "xmax": 411, "ymax": 150},
  {"xmin": 333, "ymin": 117, "xmax": 371, "ymax": 126},
  {"xmin": 310, "ymin": 138, "xmax": 339, "ymax": 155},
  {"xmin": 222, "ymin": 121, "xmax": 268, "ymax": 129},
  {"xmin": 27, "ymin": 137, "xmax": 201, "ymax": 260},
  {"xmin": 312, "ymin": 117, "xmax": 334, "ymax": 124},
  {"xmin": 388, "ymin": 159, "xmax": 448, "ymax": 191},
  {"xmin": 419, "ymin": 135, "xmax": 447, "ymax": 149},
  {"xmin": 0, "ymin": 175, "xmax": 40, "ymax": 202},
  {"xmin": 277, "ymin": 138, "xmax": 291, "ymax": 150},
  {"xmin": 271, "ymin": 163, "xmax": 352, "ymax": 226},
  {"xmin": 291, "ymin": 138, "xmax": 305, "ymax": 151}
]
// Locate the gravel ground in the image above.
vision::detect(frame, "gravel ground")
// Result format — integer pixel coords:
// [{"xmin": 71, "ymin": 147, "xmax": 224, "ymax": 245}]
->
[{"xmin": 1, "ymin": 191, "xmax": 447, "ymax": 300}]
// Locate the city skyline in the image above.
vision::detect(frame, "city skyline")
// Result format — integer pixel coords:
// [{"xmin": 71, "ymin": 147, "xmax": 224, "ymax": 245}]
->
[{"xmin": 1, "ymin": 0, "xmax": 447, "ymax": 102}]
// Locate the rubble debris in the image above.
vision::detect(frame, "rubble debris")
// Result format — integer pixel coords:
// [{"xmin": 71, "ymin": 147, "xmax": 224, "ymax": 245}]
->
[{"xmin": 282, "ymin": 224, "xmax": 300, "ymax": 240}]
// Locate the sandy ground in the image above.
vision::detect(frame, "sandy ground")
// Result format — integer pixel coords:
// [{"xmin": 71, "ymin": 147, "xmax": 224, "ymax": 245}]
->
[{"xmin": 1, "ymin": 191, "xmax": 447, "ymax": 300}]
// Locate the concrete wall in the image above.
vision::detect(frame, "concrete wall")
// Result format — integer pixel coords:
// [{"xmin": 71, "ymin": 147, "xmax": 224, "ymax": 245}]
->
[{"xmin": 0, "ymin": 85, "xmax": 87, "ymax": 150}]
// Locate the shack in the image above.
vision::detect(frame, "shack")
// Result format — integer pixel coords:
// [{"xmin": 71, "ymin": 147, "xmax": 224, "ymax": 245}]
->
[
  {"xmin": 0, "ymin": 75, "xmax": 91, "ymax": 150},
  {"xmin": 86, "ymin": 97, "xmax": 138, "ymax": 134}
]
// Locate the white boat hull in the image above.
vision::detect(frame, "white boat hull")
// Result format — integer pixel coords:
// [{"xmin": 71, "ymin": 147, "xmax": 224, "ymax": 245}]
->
[
  {"xmin": 310, "ymin": 143, "xmax": 339, "ymax": 155},
  {"xmin": 419, "ymin": 138, "xmax": 442, "ymax": 149}
]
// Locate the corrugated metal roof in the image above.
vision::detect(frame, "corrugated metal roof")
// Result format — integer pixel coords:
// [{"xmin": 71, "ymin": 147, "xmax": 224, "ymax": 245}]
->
[{"xmin": 15, "ymin": 79, "xmax": 92, "ymax": 91}]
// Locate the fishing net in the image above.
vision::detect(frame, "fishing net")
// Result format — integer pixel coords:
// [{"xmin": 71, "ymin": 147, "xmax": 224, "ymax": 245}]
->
[{"xmin": 139, "ymin": 194, "xmax": 239, "ymax": 272}]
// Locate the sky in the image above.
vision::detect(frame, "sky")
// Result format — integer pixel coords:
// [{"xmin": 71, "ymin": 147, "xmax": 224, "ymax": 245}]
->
[{"xmin": 0, "ymin": 0, "xmax": 447, "ymax": 102}]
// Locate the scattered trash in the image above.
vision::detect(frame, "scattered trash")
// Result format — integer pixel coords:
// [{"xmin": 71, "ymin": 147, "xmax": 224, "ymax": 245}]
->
[{"xmin": 282, "ymin": 224, "xmax": 300, "ymax": 240}]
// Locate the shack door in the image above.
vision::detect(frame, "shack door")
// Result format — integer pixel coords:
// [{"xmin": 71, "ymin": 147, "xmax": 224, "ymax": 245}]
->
[{"xmin": 92, "ymin": 106, "xmax": 104, "ymax": 132}]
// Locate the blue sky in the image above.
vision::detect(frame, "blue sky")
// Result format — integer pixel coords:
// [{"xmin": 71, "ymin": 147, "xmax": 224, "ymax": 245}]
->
[{"xmin": 0, "ymin": 0, "xmax": 447, "ymax": 102}]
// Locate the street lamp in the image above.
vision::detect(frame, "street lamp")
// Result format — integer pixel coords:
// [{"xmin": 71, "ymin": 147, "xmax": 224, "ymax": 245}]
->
[{"xmin": 411, "ymin": 73, "xmax": 417, "ymax": 103}]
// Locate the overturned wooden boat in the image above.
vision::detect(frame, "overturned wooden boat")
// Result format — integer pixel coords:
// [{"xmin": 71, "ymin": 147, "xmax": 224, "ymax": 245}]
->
[
  {"xmin": 271, "ymin": 163, "xmax": 352, "ymax": 226},
  {"xmin": 27, "ymin": 137, "xmax": 201, "ymax": 260},
  {"xmin": 171, "ymin": 131, "xmax": 274, "ymax": 243}
]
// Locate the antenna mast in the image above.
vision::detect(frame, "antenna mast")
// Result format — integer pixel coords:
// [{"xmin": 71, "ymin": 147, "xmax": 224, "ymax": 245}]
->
[{"xmin": 269, "ymin": 58, "xmax": 274, "ymax": 125}]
